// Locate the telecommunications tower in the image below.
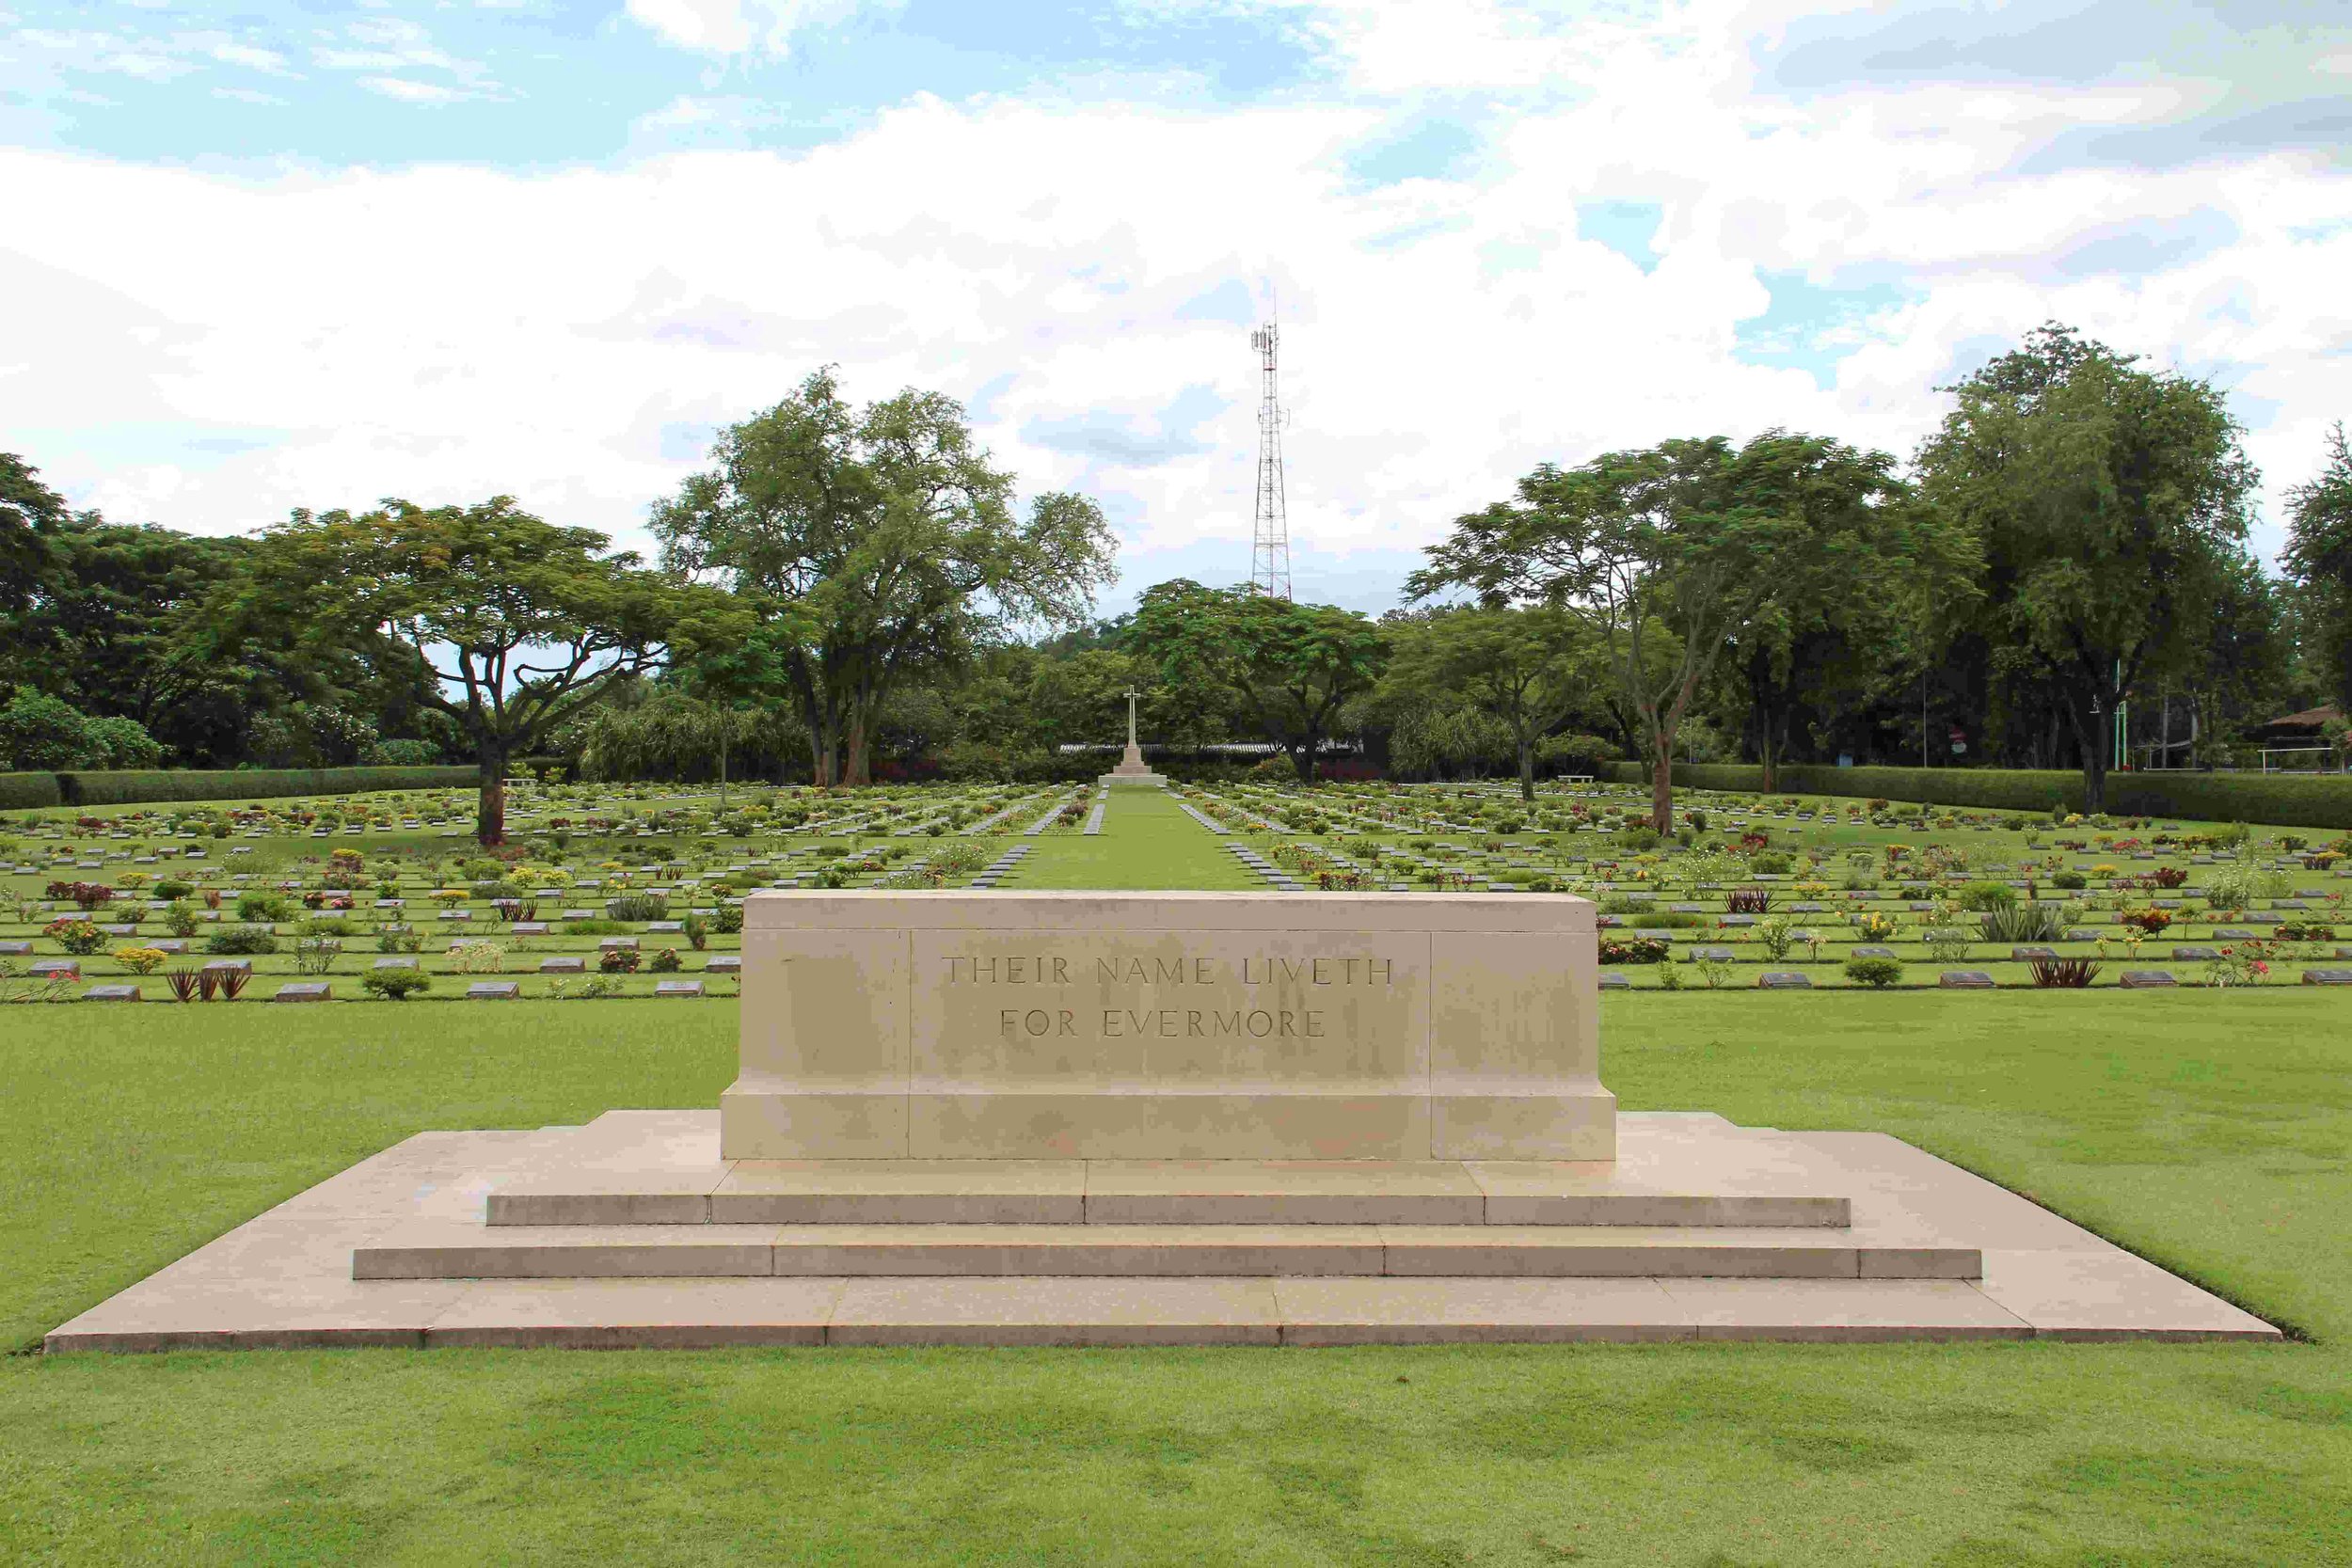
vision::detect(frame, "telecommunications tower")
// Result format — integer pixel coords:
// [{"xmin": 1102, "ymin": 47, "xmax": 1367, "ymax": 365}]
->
[{"xmin": 1248, "ymin": 311, "xmax": 1292, "ymax": 599}]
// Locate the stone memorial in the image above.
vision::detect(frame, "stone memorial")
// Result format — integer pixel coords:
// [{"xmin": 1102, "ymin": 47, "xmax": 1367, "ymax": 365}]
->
[
  {"xmin": 723, "ymin": 891, "xmax": 1615, "ymax": 1160},
  {"xmin": 1098, "ymin": 689, "xmax": 1167, "ymax": 787}
]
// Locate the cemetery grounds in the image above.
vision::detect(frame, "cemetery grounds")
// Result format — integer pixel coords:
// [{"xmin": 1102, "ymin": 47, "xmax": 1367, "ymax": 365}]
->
[{"xmin": 1, "ymin": 779, "xmax": 2347, "ymax": 1563}]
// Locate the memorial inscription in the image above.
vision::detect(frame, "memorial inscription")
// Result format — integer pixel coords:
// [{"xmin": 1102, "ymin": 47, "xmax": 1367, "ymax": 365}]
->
[{"xmin": 723, "ymin": 892, "xmax": 1613, "ymax": 1162}]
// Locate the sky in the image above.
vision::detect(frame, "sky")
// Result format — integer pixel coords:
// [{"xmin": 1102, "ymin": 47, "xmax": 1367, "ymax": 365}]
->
[{"xmin": 4, "ymin": 0, "xmax": 2348, "ymax": 619}]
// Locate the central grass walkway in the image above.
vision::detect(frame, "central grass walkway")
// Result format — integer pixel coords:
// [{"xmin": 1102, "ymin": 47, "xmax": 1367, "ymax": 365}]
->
[
  {"xmin": 5, "ymin": 810, "xmax": 2350, "ymax": 1564},
  {"xmin": 1010, "ymin": 785, "xmax": 1258, "ymax": 890}
]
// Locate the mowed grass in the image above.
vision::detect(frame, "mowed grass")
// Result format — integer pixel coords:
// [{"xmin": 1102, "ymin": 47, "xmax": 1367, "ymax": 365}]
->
[
  {"xmin": 1012, "ymin": 787, "xmax": 1261, "ymax": 890},
  {"xmin": 3, "ymin": 798, "xmax": 2351, "ymax": 1563}
]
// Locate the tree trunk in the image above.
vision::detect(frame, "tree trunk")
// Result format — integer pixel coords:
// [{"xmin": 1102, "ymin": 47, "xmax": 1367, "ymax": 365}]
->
[
  {"xmin": 1293, "ymin": 736, "xmax": 1317, "ymax": 784},
  {"xmin": 475, "ymin": 745, "xmax": 507, "ymax": 847},
  {"xmin": 1517, "ymin": 738, "xmax": 1535, "ymax": 802},
  {"xmin": 1649, "ymin": 734, "xmax": 1673, "ymax": 833},
  {"xmin": 718, "ymin": 734, "xmax": 729, "ymax": 806},
  {"xmin": 843, "ymin": 711, "xmax": 872, "ymax": 786},
  {"xmin": 2084, "ymin": 703, "xmax": 2111, "ymax": 815}
]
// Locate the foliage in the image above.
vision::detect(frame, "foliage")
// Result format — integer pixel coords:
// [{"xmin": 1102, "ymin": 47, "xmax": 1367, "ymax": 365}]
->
[
  {"xmin": 1915, "ymin": 325, "xmax": 2260, "ymax": 812},
  {"xmin": 44, "ymin": 918, "xmax": 103, "ymax": 955},
  {"xmin": 598, "ymin": 946, "xmax": 643, "ymax": 974},
  {"xmin": 216, "ymin": 497, "xmax": 710, "ymax": 845},
  {"xmin": 1130, "ymin": 581, "xmax": 1387, "ymax": 783},
  {"xmin": 1844, "ymin": 956, "xmax": 1903, "ymax": 988},
  {"xmin": 650, "ymin": 369, "xmax": 1115, "ymax": 786},
  {"xmin": 2283, "ymin": 421, "xmax": 2352, "ymax": 716},
  {"xmin": 202, "ymin": 926, "xmax": 278, "ymax": 956},
  {"xmin": 360, "ymin": 968, "xmax": 432, "ymax": 1001},
  {"xmin": 1597, "ymin": 934, "xmax": 1669, "ymax": 964},
  {"xmin": 2026, "ymin": 956, "xmax": 2101, "ymax": 988},
  {"xmin": 1412, "ymin": 431, "xmax": 1915, "ymax": 829}
]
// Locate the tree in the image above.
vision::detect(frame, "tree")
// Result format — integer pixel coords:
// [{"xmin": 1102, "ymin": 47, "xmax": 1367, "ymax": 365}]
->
[
  {"xmin": 1411, "ymin": 433, "xmax": 1899, "ymax": 830},
  {"xmin": 1916, "ymin": 325, "xmax": 2259, "ymax": 811},
  {"xmin": 1382, "ymin": 606, "xmax": 1600, "ymax": 800},
  {"xmin": 580, "ymin": 689, "xmax": 781, "ymax": 793},
  {"xmin": 651, "ymin": 369, "xmax": 1116, "ymax": 785},
  {"xmin": 1129, "ymin": 581, "xmax": 1388, "ymax": 782},
  {"xmin": 0, "ymin": 453, "xmax": 63, "ymax": 628},
  {"xmin": 216, "ymin": 498, "xmax": 713, "ymax": 845},
  {"xmin": 2284, "ymin": 421, "xmax": 2352, "ymax": 718}
]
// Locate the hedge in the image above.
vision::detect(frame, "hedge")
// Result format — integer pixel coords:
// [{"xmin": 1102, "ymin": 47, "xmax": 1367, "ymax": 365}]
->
[
  {"xmin": 0, "ymin": 771, "xmax": 65, "ymax": 811},
  {"xmin": 43, "ymin": 766, "xmax": 482, "ymax": 809},
  {"xmin": 1594, "ymin": 761, "xmax": 2352, "ymax": 831}
]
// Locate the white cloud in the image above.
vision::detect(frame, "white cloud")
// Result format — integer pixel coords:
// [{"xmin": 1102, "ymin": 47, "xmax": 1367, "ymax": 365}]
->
[
  {"xmin": 358, "ymin": 75, "xmax": 462, "ymax": 103},
  {"xmin": 4, "ymin": 4, "xmax": 2346, "ymax": 600},
  {"xmin": 210, "ymin": 40, "xmax": 293, "ymax": 75},
  {"xmin": 625, "ymin": 0, "xmax": 896, "ymax": 58}
]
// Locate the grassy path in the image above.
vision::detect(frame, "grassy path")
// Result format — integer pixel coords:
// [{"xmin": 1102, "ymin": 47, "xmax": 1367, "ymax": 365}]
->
[{"xmin": 1010, "ymin": 786, "xmax": 1258, "ymax": 890}]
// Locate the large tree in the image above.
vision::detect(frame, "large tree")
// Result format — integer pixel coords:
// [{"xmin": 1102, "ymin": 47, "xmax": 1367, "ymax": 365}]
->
[
  {"xmin": 651, "ymin": 369, "xmax": 1116, "ymax": 785},
  {"xmin": 217, "ymin": 497, "xmax": 715, "ymax": 845},
  {"xmin": 1381, "ymin": 605, "xmax": 1601, "ymax": 800},
  {"xmin": 1411, "ymin": 432, "xmax": 1904, "ymax": 830},
  {"xmin": 0, "ymin": 452, "xmax": 63, "ymax": 629},
  {"xmin": 2284, "ymin": 421, "xmax": 2352, "ymax": 720},
  {"xmin": 1916, "ymin": 325, "xmax": 2259, "ymax": 811},
  {"xmin": 1129, "ymin": 580, "xmax": 1388, "ymax": 782}
]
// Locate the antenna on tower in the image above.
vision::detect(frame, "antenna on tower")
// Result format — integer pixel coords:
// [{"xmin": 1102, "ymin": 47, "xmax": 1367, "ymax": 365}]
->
[{"xmin": 1248, "ymin": 291, "xmax": 1292, "ymax": 600}]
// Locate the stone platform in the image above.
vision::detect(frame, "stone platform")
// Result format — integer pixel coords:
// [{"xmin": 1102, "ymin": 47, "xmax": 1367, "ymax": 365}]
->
[{"xmin": 45, "ymin": 1111, "xmax": 2280, "ymax": 1350}]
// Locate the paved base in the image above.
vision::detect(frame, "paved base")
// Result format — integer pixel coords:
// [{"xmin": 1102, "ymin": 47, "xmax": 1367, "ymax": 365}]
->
[{"xmin": 45, "ymin": 1114, "xmax": 2280, "ymax": 1350}]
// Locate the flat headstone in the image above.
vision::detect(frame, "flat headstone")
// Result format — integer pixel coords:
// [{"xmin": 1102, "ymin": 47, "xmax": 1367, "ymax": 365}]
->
[
  {"xmin": 373, "ymin": 958, "xmax": 419, "ymax": 970},
  {"xmin": 2215, "ymin": 928, "xmax": 2256, "ymax": 941},
  {"xmin": 201, "ymin": 959, "xmax": 252, "ymax": 974},
  {"xmin": 1756, "ymin": 971, "xmax": 1811, "ymax": 989},
  {"xmin": 2301, "ymin": 969, "xmax": 2352, "ymax": 986},
  {"xmin": 598, "ymin": 937, "xmax": 639, "ymax": 950},
  {"xmin": 560, "ymin": 910, "xmax": 596, "ymax": 922},
  {"xmin": 705, "ymin": 955, "xmax": 742, "ymax": 974},
  {"xmin": 1686, "ymin": 946, "xmax": 1736, "ymax": 962},
  {"xmin": 1849, "ymin": 945, "xmax": 1897, "ymax": 958},
  {"xmin": 1939, "ymin": 971, "xmax": 1995, "ymax": 989},
  {"xmin": 655, "ymin": 980, "xmax": 705, "ymax": 998},
  {"xmin": 2171, "ymin": 946, "xmax": 2220, "ymax": 960},
  {"xmin": 466, "ymin": 981, "xmax": 521, "ymax": 1000},
  {"xmin": 2010, "ymin": 946, "xmax": 2058, "ymax": 960},
  {"xmin": 1597, "ymin": 972, "xmax": 1630, "ymax": 990},
  {"xmin": 83, "ymin": 984, "xmax": 140, "ymax": 1002},
  {"xmin": 0, "ymin": 941, "xmax": 30, "ymax": 956},
  {"xmin": 511, "ymin": 922, "xmax": 549, "ymax": 936},
  {"xmin": 439, "ymin": 910, "xmax": 473, "ymax": 921},
  {"xmin": 98, "ymin": 924, "xmax": 137, "ymax": 937},
  {"xmin": 539, "ymin": 957, "xmax": 585, "ymax": 974},
  {"xmin": 2118, "ymin": 971, "xmax": 2176, "ymax": 989},
  {"xmin": 30, "ymin": 959, "xmax": 80, "ymax": 978},
  {"xmin": 274, "ymin": 982, "xmax": 331, "ymax": 1003}
]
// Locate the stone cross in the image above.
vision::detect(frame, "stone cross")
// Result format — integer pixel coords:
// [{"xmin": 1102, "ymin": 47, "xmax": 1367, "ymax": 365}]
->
[{"xmin": 1123, "ymin": 689, "xmax": 1141, "ymax": 752}]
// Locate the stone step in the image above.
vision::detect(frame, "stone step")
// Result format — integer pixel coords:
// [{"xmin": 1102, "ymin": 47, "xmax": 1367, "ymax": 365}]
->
[
  {"xmin": 354, "ymin": 1219, "xmax": 1978, "ymax": 1282},
  {"xmin": 487, "ymin": 1165, "xmax": 1850, "ymax": 1229}
]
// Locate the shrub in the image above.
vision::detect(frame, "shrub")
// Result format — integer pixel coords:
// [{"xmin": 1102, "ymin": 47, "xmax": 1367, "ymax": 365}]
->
[
  {"xmin": 113, "ymin": 945, "xmax": 169, "ymax": 974},
  {"xmin": 1982, "ymin": 902, "xmax": 2066, "ymax": 943},
  {"xmin": 361, "ymin": 969, "xmax": 432, "ymax": 1001},
  {"xmin": 1844, "ymin": 956, "xmax": 1902, "ymax": 988},
  {"xmin": 204, "ymin": 926, "xmax": 278, "ymax": 955},
  {"xmin": 604, "ymin": 892, "xmax": 670, "ymax": 923},
  {"xmin": 1958, "ymin": 881, "xmax": 2018, "ymax": 912},
  {"xmin": 56, "ymin": 766, "xmax": 477, "ymax": 807},
  {"xmin": 46, "ymin": 918, "xmax": 110, "ymax": 956},
  {"xmin": 710, "ymin": 904, "xmax": 743, "ymax": 935},
  {"xmin": 2027, "ymin": 956, "xmax": 2101, "ymax": 989},
  {"xmin": 161, "ymin": 901, "xmax": 199, "ymax": 939},
  {"xmin": 1726, "ymin": 888, "xmax": 1772, "ymax": 914},
  {"xmin": 1748, "ymin": 851, "xmax": 1793, "ymax": 875},
  {"xmin": 294, "ymin": 937, "xmax": 342, "ymax": 975},
  {"xmin": 563, "ymin": 919, "xmax": 626, "ymax": 936},
  {"xmin": 0, "ymin": 770, "xmax": 65, "ymax": 810},
  {"xmin": 1616, "ymin": 826, "xmax": 1661, "ymax": 852},
  {"xmin": 599, "ymin": 946, "xmax": 642, "ymax": 974},
  {"xmin": 1629, "ymin": 911, "xmax": 1704, "ymax": 929},
  {"xmin": 1597, "ymin": 935, "xmax": 1669, "ymax": 965},
  {"xmin": 2050, "ymin": 870, "xmax": 2087, "ymax": 890},
  {"xmin": 235, "ymin": 893, "xmax": 292, "ymax": 923},
  {"xmin": 683, "ymin": 913, "xmax": 709, "ymax": 951},
  {"xmin": 648, "ymin": 947, "xmax": 682, "ymax": 973},
  {"xmin": 2119, "ymin": 908, "xmax": 2172, "ymax": 935}
]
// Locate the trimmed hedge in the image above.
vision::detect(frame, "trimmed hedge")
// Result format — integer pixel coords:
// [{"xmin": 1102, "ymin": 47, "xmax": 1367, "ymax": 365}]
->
[
  {"xmin": 0, "ymin": 771, "xmax": 65, "ymax": 811},
  {"xmin": 44, "ymin": 766, "xmax": 481, "ymax": 809},
  {"xmin": 1596, "ymin": 761, "xmax": 2352, "ymax": 831}
]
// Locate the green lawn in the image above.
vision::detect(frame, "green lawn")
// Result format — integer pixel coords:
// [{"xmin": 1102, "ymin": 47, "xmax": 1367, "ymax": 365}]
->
[{"xmin": 4, "ymin": 791, "xmax": 2350, "ymax": 1564}]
